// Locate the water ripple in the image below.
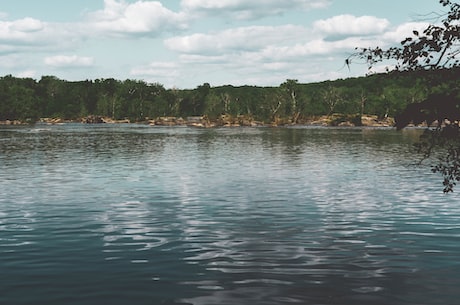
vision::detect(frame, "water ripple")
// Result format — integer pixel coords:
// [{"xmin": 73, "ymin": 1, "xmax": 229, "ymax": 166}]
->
[{"xmin": 1, "ymin": 126, "xmax": 460, "ymax": 305}]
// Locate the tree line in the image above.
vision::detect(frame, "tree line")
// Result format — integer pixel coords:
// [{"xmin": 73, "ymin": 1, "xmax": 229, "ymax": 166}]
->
[{"xmin": 0, "ymin": 68, "xmax": 458, "ymax": 124}]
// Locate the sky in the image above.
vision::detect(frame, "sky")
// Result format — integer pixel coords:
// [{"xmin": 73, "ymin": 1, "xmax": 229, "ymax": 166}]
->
[{"xmin": 0, "ymin": 0, "xmax": 441, "ymax": 88}]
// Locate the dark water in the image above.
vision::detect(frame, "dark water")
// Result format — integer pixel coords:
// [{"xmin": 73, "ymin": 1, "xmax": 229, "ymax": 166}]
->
[{"xmin": 1, "ymin": 124, "xmax": 459, "ymax": 305}]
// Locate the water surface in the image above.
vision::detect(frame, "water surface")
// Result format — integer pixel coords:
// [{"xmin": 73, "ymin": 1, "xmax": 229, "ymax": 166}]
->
[{"xmin": 1, "ymin": 124, "xmax": 459, "ymax": 305}]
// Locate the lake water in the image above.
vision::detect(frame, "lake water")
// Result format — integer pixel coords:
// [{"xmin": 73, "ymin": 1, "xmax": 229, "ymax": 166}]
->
[{"xmin": 1, "ymin": 124, "xmax": 459, "ymax": 305}]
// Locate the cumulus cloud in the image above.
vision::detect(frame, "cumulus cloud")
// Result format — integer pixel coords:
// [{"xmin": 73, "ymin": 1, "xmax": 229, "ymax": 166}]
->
[
  {"xmin": 314, "ymin": 15, "xmax": 390, "ymax": 40},
  {"xmin": 164, "ymin": 23, "xmax": 372, "ymax": 68},
  {"xmin": 256, "ymin": 36, "xmax": 375, "ymax": 63},
  {"xmin": 44, "ymin": 55, "xmax": 94, "ymax": 68},
  {"xmin": 130, "ymin": 61, "xmax": 182, "ymax": 87},
  {"xmin": 158, "ymin": 15, "xmax": 397, "ymax": 87},
  {"xmin": 0, "ymin": 18, "xmax": 46, "ymax": 43},
  {"xmin": 382, "ymin": 21, "xmax": 429, "ymax": 43},
  {"xmin": 86, "ymin": 0, "xmax": 188, "ymax": 37},
  {"xmin": 163, "ymin": 16, "xmax": 394, "ymax": 65},
  {"xmin": 10, "ymin": 17, "xmax": 45, "ymax": 32},
  {"xmin": 0, "ymin": 17, "xmax": 83, "ymax": 57},
  {"xmin": 181, "ymin": 0, "xmax": 330, "ymax": 20},
  {"xmin": 165, "ymin": 25, "xmax": 311, "ymax": 54}
]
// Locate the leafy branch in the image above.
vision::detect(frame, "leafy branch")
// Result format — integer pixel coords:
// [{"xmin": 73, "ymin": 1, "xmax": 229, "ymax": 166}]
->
[
  {"xmin": 347, "ymin": 0, "xmax": 460, "ymax": 72},
  {"xmin": 348, "ymin": 0, "xmax": 460, "ymax": 192}
]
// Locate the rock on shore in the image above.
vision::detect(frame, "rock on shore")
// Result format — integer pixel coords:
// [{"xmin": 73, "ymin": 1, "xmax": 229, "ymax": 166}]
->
[{"xmin": 10, "ymin": 114, "xmax": 395, "ymax": 127}]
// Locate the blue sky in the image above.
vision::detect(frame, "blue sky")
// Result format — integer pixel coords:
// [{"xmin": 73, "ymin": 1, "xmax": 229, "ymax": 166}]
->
[{"xmin": 0, "ymin": 0, "xmax": 440, "ymax": 88}]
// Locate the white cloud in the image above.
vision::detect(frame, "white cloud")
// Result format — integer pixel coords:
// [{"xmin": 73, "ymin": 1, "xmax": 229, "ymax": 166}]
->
[
  {"xmin": 17, "ymin": 70, "xmax": 37, "ymax": 78},
  {"xmin": 156, "ymin": 15, "xmax": 400, "ymax": 88},
  {"xmin": 44, "ymin": 55, "xmax": 94, "ymax": 68},
  {"xmin": 131, "ymin": 61, "xmax": 179, "ymax": 75},
  {"xmin": 181, "ymin": 0, "xmax": 330, "ymax": 19},
  {"xmin": 157, "ymin": 19, "xmax": 388, "ymax": 87},
  {"xmin": 382, "ymin": 21, "xmax": 429, "ymax": 43},
  {"xmin": 164, "ymin": 23, "xmax": 374, "ymax": 67},
  {"xmin": 0, "ymin": 17, "xmax": 82, "ymax": 57},
  {"xmin": 10, "ymin": 17, "xmax": 45, "ymax": 32},
  {"xmin": 314, "ymin": 15, "xmax": 390, "ymax": 40},
  {"xmin": 252, "ymin": 37, "xmax": 366, "ymax": 63},
  {"xmin": 86, "ymin": 0, "xmax": 188, "ymax": 37},
  {"xmin": 178, "ymin": 54, "xmax": 228, "ymax": 65},
  {"xmin": 130, "ymin": 61, "xmax": 181, "ymax": 86},
  {"xmin": 165, "ymin": 25, "xmax": 311, "ymax": 54},
  {"xmin": 0, "ymin": 18, "xmax": 45, "ymax": 43}
]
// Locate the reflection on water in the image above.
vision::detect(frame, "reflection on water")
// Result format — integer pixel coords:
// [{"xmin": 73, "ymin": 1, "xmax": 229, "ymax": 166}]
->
[{"xmin": 1, "ymin": 124, "xmax": 459, "ymax": 305}]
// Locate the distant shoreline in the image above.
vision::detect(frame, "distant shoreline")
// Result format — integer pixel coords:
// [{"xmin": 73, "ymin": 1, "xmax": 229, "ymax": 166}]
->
[{"xmin": 0, "ymin": 114, "xmax": 397, "ymax": 128}]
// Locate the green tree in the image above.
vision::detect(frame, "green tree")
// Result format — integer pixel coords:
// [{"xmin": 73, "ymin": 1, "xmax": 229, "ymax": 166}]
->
[
  {"xmin": 143, "ymin": 82, "xmax": 167, "ymax": 119},
  {"xmin": 96, "ymin": 78, "xmax": 121, "ymax": 118},
  {"xmin": 38, "ymin": 76, "xmax": 67, "ymax": 117},
  {"xmin": 178, "ymin": 83, "xmax": 210, "ymax": 116},
  {"xmin": 281, "ymin": 79, "xmax": 301, "ymax": 123},
  {"xmin": 0, "ymin": 75, "xmax": 37, "ymax": 120},
  {"xmin": 321, "ymin": 85, "xmax": 343, "ymax": 116},
  {"xmin": 348, "ymin": 0, "xmax": 460, "ymax": 192}
]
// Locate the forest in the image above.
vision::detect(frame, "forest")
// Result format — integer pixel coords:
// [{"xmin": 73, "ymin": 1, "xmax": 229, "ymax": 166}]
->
[{"xmin": 0, "ymin": 67, "xmax": 459, "ymax": 126}]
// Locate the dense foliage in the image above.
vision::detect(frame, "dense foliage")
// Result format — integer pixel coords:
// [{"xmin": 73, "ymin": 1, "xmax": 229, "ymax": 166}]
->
[{"xmin": 0, "ymin": 68, "xmax": 458, "ymax": 124}]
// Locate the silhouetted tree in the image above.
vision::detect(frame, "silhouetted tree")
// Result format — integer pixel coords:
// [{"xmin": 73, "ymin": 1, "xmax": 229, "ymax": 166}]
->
[{"xmin": 348, "ymin": 0, "xmax": 460, "ymax": 192}]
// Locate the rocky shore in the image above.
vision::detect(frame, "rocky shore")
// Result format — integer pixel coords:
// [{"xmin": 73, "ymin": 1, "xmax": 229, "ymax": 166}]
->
[
  {"xmin": 0, "ymin": 120, "xmax": 24, "ymax": 125},
  {"xmin": 145, "ymin": 114, "xmax": 395, "ymax": 128},
  {"xmin": 1, "ymin": 114, "xmax": 396, "ymax": 128}
]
